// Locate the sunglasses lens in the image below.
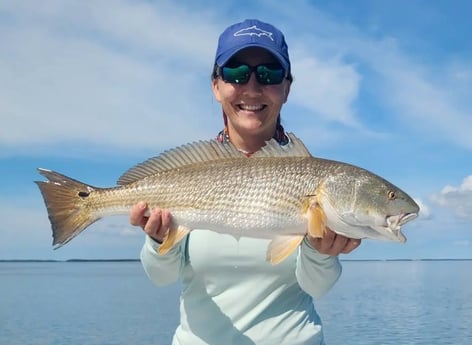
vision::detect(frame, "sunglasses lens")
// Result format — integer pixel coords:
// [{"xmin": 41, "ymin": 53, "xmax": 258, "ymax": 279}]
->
[
  {"xmin": 220, "ymin": 64, "xmax": 286, "ymax": 85},
  {"xmin": 222, "ymin": 65, "xmax": 251, "ymax": 84},
  {"xmin": 255, "ymin": 65, "xmax": 285, "ymax": 85}
]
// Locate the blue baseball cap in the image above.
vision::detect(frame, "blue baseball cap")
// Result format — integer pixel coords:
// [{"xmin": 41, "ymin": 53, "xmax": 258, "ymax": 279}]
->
[{"xmin": 214, "ymin": 19, "xmax": 291, "ymax": 73}]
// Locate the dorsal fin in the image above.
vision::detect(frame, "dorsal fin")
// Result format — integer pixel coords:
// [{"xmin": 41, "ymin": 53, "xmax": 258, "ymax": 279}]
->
[
  {"xmin": 117, "ymin": 139, "xmax": 237, "ymax": 185},
  {"xmin": 117, "ymin": 132, "xmax": 311, "ymax": 185},
  {"xmin": 253, "ymin": 132, "xmax": 311, "ymax": 158}
]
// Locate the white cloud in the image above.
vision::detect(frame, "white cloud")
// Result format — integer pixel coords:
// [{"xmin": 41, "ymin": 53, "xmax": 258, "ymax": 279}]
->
[
  {"xmin": 290, "ymin": 54, "xmax": 362, "ymax": 127},
  {"xmin": 0, "ymin": 198, "xmax": 56, "ymax": 259},
  {"xmin": 278, "ymin": 2, "xmax": 472, "ymax": 151},
  {"xmin": 431, "ymin": 175, "xmax": 472, "ymax": 219},
  {"xmin": 414, "ymin": 198, "xmax": 432, "ymax": 220},
  {"xmin": 344, "ymin": 34, "xmax": 472, "ymax": 150},
  {"xmin": 2, "ymin": 0, "xmax": 472, "ymax": 155},
  {"xmin": 0, "ymin": 202, "xmax": 49, "ymax": 240},
  {"xmin": 383, "ymin": 65, "xmax": 472, "ymax": 150},
  {"xmin": 453, "ymin": 240, "xmax": 470, "ymax": 247},
  {"xmin": 94, "ymin": 217, "xmax": 142, "ymax": 238},
  {"xmin": 0, "ymin": 0, "xmax": 222, "ymax": 154},
  {"xmin": 0, "ymin": 197, "xmax": 145, "ymax": 259}
]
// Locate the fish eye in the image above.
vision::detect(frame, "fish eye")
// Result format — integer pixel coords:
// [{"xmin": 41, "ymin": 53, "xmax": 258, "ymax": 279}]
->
[{"xmin": 387, "ymin": 190, "xmax": 396, "ymax": 200}]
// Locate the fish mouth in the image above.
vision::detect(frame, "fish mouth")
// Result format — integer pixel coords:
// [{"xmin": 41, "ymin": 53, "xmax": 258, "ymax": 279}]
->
[
  {"xmin": 387, "ymin": 213, "xmax": 418, "ymax": 228},
  {"xmin": 382, "ymin": 213, "xmax": 418, "ymax": 243}
]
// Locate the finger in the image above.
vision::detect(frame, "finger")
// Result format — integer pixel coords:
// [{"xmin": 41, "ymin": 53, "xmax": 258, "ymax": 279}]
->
[
  {"xmin": 317, "ymin": 228, "xmax": 336, "ymax": 253},
  {"xmin": 145, "ymin": 208, "xmax": 163, "ymax": 238},
  {"xmin": 329, "ymin": 235, "xmax": 349, "ymax": 255},
  {"xmin": 129, "ymin": 201, "xmax": 148, "ymax": 226},
  {"xmin": 341, "ymin": 238, "xmax": 362, "ymax": 254},
  {"xmin": 160, "ymin": 209, "xmax": 172, "ymax": 230},
  {"xmin": 146, "ymin": 209, "xmax": 174, "ymax": 243}
]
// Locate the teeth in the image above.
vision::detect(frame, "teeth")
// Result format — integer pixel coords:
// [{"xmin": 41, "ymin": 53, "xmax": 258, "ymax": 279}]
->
[{"xmin": 240, "ymin": 104, "xmax": 264, "ymax": 111}]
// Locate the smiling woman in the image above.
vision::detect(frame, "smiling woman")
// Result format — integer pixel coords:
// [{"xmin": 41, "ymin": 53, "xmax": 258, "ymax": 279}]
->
[
  {"xmin": 211, "ymin": 47, "xmax": 291, "ymax": 154},
  {"xmin": 129, "ymin": 19, "xmax": 362, "ymax": 345},
  {"xmin": 3, "ymin": 0, "xmax": 472, "ymax": 343}
]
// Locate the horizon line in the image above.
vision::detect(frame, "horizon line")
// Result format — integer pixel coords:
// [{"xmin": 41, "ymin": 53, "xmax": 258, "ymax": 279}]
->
[{"xmin": 1, "ymin": 258, "xmax": 471, "ymax": 263}]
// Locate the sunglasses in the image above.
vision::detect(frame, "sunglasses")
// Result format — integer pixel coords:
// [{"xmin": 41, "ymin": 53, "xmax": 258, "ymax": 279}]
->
[{"xmin": 215, "ymin": 63, "xmax": 287, "ymax": 85}]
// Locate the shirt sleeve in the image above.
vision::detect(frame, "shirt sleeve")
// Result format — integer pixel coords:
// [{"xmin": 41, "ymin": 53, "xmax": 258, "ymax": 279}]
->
[
  {"xmin": 295, "ymin": 237, "xmax": 342, "ymax": 299},
  {"xmin": 140, "ymin": 235, "xmax": 186, "ymax": 286}
]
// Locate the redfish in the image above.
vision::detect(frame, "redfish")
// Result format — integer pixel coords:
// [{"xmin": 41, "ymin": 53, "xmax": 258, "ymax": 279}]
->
[{"xmin": 36, "ymin": 134, "xmax": 419, "ymax": 264}]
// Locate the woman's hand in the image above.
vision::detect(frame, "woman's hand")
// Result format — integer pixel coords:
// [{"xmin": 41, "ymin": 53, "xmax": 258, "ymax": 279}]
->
[
  {"xmin": 129, "ymin": 202, "xmax": 172, "ymax": 243},
  {"xmin": 307, "ymin": 228, "xmax": 361, "ymax": 256}
]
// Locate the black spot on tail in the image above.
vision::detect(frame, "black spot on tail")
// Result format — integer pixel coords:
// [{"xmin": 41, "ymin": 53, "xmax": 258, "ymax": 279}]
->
[{"xmin": 78, "ymin": 191, "xmax": 90, "ymax": 198}]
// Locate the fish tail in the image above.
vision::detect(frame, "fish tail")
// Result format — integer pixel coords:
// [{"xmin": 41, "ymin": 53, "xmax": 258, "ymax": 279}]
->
[{"xmin": 35, "ymin": 168, "xmax": 101, "ymax": 248}]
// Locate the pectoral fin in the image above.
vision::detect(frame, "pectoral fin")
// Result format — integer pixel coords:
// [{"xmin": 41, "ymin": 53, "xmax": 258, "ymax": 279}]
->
[
  {"xmin": 307, "ymin": 204, "xmax": 326, "ymax": 238},
  {"xmin": 157, "ymin": 225, "xmax": 191, "ymax": 255},
  {"xmin": 266, "ymin": 235, "xmax": 305, "ymax": 265}
]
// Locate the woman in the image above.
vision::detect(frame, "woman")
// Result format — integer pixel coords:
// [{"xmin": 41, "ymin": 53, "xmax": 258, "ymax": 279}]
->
[{"xmin": 130, "ymin": 19, "xmax": 361, "ymax": 345}]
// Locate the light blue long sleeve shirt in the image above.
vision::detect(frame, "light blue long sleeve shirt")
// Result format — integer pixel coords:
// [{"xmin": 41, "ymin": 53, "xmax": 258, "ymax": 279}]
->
[{"xmin": 141, "ymin": 230, "xmax": 342, "ymax": 345}]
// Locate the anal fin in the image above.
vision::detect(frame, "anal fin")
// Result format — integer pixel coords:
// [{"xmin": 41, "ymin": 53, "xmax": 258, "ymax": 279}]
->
[
  {"xmin": 157, "ymin": 225, "xmax": 191, "ymax": 255},
  {"xmin": 266, "ymin": 235, "xmax": 304, "ymax": 265}
]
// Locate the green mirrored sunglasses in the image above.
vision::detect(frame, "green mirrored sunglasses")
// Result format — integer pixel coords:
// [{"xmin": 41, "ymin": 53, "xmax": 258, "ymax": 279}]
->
[{"xmin": 216, "ymin": 63, "xmax": 287, "ymax": 85}]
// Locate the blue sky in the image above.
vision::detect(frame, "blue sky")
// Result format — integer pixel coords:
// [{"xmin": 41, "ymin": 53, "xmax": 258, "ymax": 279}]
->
[{"xmin": 1, "ymin": 0, "xmax": 471, "ymax": 260}]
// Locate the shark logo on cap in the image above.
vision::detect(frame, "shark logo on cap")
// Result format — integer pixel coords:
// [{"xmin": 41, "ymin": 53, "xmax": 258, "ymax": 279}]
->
[{"xmin": 233, "ymin": 25, "xmax": 274, "ymax": 41}]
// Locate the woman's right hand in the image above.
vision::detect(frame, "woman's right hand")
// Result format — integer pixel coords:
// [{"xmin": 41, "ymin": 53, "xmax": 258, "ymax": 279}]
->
[{"xmin": 129, "ymin": 202, "xmax": 172, "ymax": 243}]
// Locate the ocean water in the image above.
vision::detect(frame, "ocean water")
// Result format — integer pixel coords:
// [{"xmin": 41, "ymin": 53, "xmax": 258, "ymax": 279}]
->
[
  {"xmin": 316, "ymin": 261, "xmax": 472, "ymax": 344},
  {"xmin": 1, "ymin": 260, "xmax": 471, "ymax": 345}
]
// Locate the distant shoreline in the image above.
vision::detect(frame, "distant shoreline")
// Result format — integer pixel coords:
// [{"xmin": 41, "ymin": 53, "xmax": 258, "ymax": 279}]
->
[
  {"xmin": 1, "ymin": 258, "xmax": 471, "ymax": 263},
  {"xmin": 0, "ymin": 259, "xmax": 141, "ymax": 262}
]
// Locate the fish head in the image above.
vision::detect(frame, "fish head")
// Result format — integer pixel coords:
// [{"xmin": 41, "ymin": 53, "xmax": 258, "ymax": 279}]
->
[{"xmin": 318, "ymin": 169, "xmax": 420, "ymax": 242}]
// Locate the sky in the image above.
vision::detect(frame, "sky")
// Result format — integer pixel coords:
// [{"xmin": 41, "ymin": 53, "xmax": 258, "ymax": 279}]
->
[{"xmin": 1, "ymin": 0, "xmax": 471, "ymax": 260}]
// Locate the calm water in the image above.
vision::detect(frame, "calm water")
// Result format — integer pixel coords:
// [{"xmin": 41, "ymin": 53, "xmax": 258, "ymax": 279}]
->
[{"xmin": 1, "ymin": 261, "xmax": 471, "ymax": 345}]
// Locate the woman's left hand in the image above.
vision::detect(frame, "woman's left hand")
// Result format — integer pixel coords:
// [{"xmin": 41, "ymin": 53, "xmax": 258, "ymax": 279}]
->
[{"xmin": 307, "ymin": 228, "xmax": 361, "ymax": 256}]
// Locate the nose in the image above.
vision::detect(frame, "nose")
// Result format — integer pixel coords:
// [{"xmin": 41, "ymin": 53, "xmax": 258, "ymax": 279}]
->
[{"xmin": 242, "ymin": 72, "xmax": 263, "ymax": 96}]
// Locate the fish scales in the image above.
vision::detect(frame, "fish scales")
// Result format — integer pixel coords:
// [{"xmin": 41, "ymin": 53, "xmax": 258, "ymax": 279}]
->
[
  {"xmin": 35, "ymin": 133, "xmax": 419, "ymax": 264},
  {"xmin": 91, "ymin": 157, "xmax": 318, "ymax": 234}
]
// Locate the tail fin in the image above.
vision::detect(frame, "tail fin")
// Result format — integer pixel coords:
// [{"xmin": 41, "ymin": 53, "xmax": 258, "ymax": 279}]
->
[{"xmin": 35, "ymin": 168, "xmax": 101, "ymax": 248}]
